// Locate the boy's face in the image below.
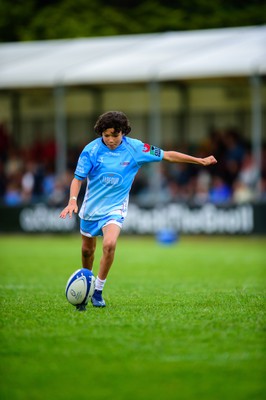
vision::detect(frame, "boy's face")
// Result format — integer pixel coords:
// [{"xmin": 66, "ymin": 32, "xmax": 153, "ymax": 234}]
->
[{"xmin": 102, "ymin": 128, "xmax": 123, "ymax": 150}]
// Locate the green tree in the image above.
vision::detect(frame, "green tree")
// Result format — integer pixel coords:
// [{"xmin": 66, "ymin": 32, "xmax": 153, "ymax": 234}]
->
[{"xmin": 0, "ymin": 0, "xmax": 265, "ymax": 42}]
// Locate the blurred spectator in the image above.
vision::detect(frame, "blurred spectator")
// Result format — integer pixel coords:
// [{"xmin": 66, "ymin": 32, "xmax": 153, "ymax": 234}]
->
[
  {"xmin": 233, "ymin": 180, "xmax": 255, "ymax": 204},
  {"xmin": 208, "ymin": 175, "xmax": 232, "ymax": 204},
  {"xmin": 0, "ymin": 125, "xmax": 265, "ymax": 207},
  {"xmin": 4, "ymin": 180, "xmax": 22, "ymax": 206},
  {"xmin": 199, "ymin": 128, "xmax": 225, "ymax": 162},
  {"xmin": 193, "ymin": 170, "xmax": 211, "ymax": 205},
  {"xmin": 21, "ymin": 162, "xmax": 35, "ymax": 203},
  {"xmin": 237, "ymin": 150, "xmax": 259, "ymax": 190},
  {"xmin": 42, "ymin": 163, "xmax": 56, "ymax": 198},
  {"xmin": 47, "ymin": 169, "xmax": 73, "ymax": 206},
  {"xmin": 222, "ymin": 129, "xmax": 245, "ymax": 186},
  {"xmin": 5, "ymin": 147, "xmax": 23, "ymax": 177},
  {"xmin": 223, "ymin": 129, "xmax": 245, "ymax": 164},
  {"xmin": 47, "ymin": 177, "xmax": 66, "ymax": 206}
]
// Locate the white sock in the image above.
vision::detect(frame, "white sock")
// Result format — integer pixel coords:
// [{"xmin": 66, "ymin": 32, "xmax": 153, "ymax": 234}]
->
[{"xmin": 95, "ymin": 276, "xmax": 106, "ymax": 292}]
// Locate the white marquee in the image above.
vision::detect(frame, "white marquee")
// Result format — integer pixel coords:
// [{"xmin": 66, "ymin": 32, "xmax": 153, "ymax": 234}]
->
[{"xmin": 0, "ymin": 26, "xmax": 265, "ymax": 88}]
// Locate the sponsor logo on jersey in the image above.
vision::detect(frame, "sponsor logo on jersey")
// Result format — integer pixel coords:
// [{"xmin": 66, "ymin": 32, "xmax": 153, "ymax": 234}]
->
[
  {"xmin": 99, "ymin": 172, "xmax": 124, "ymax": 187},
  {"xmin": 143, "ymin": 143, "xmax": 161, "ymax": 157},
  {"xmin": 150, "ymin": 145, "xmax": 161, "ymax": 157},
  {"xmin": 143, "ymin": 143, "xmax": 150, "ymax": 152},
  {"xmin": 120, "ymin": 161, "xmax": 130, "ymax": 166}
]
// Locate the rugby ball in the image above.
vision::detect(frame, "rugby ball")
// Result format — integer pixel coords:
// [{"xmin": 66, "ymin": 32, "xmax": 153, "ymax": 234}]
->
[{"xmin": 65, "ymin": 268, "xmax": 95, "ymax": 306}]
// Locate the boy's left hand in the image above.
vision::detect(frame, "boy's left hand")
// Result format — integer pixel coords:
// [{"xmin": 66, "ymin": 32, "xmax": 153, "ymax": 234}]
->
[{"xmin": 202, "ymin": 155, "xmax": 217, "ymax": 166}]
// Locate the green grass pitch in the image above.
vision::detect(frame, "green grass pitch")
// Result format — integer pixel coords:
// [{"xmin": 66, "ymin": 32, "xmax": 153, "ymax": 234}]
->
[{"xmin": 0, "ymin": 234, "xmax": 265, "ymax": 400}]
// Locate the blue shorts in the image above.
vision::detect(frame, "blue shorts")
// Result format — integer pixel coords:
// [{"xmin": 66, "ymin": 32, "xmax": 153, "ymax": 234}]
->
[{"xmin": 80, "ymin": 215, "xmax": 124, "ymax": 237}]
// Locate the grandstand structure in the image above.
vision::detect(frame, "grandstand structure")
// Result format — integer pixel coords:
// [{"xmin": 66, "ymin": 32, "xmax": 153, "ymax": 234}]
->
[{"xmin": 0, "ymin": 25, "xmax": 265, "ymax": 178}]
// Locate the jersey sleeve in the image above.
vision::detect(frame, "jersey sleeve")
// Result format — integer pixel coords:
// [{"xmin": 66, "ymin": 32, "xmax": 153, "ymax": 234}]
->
[
  {"xmin": 74, "ymin": 145, "xmax": 93, "ymax": 180},
  {"xmin": 130, "ymin": 139, "xmax": 164, "ymax": 165}
]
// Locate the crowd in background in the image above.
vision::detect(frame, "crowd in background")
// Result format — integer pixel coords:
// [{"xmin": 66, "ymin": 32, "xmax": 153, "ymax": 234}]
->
[{"xmin": 0, "ymin": 122, "xmax": 265, "ymax": 208}]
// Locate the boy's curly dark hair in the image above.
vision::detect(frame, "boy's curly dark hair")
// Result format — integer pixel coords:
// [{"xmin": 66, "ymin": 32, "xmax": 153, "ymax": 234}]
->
[{"xmin": 94, "ymin": 111, "xmax": 131, "ymax": 136}]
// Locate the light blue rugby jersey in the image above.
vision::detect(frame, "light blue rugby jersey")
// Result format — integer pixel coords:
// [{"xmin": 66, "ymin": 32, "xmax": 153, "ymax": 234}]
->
[{"xmin": 74, "ymin": 136, "xmax": 164, "ymax": 221}]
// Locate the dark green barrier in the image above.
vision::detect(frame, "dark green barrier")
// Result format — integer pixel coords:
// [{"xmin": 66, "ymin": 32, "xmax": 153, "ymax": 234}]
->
[
  {"xmin": 0, "ymin": 203, "xmax": 265, "ymax": 235},
  {"xmin": 0, "ymin": 204, "xmax": 78, "ymax": 233}
]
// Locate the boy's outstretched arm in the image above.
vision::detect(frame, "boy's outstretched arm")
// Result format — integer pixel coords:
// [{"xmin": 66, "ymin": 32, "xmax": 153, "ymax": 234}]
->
[{"xmin": 163, "ymin": 151, "xmax": 217, "ymax": 166}]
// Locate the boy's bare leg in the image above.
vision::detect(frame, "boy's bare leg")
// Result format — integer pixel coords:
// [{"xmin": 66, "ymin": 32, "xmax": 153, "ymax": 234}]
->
[{"xmin": 81, "ymin": 235, "xmax": 97, "ymax": 269}]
